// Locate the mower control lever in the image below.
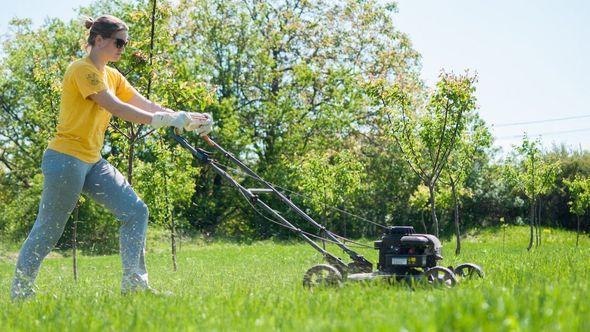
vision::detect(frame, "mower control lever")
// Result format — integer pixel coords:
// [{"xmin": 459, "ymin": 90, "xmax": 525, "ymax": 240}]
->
[{"xmin": 248, "ymin": 188, "xmax": 274, "ymax": 194}]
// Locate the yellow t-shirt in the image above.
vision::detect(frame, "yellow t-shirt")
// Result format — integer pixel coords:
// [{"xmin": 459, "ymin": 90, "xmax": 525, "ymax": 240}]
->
[{"xmin": 48, "ymin": 57, "xmax": 136, "ymax": 163}]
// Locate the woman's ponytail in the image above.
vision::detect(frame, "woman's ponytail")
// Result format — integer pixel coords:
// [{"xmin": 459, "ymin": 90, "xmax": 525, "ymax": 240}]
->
[{"xmin": 82, "ymin": 16, "xmax": 94, "ymax": 30}]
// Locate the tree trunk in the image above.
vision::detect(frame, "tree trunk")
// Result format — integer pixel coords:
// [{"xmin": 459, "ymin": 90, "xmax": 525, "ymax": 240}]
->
[
  {"xmin": 502, "ymin": 225, "xmax": 506, "ymax": 251},
  {"xmin": 72, "ymin": 203, "xmax": 79, "ymax": 282},
  {"xmin": 451, "ymin": 182, "xmax": 461, "ymax": 255},
  {"xmin": 161, "ymin": 147, "xmax": 177, "ymax": 272},
  {"xmin": 576, "ymin": 214, "xmax": 580, "ymax": 247},
  {"xmin": 527, "ymin": 156, "xmax": 535, "ymax": 251},
  {"xmin": 536, "ymin": 197, "xmax": 542, "ymax": 247},
  {"xmin": 534, "ymin": 198, "xmax": 539, "ymax": 248},
  {"xmin": 320, "ymin": 213, "xmax": 327, "ymax": 250},
  {"xmin": 170, "ymin": 213, "xmax": 177, "ymax": 272},
  {"xmin": 342, "ymin": 204, "xmax": 347, "ymax": 238},
  {"xmin": 587, "ymin": 207, "xmax": 590, "ymax": 237},
  {"xmin": 428, "ymin": 184, "xmax": 439, "ymax": 237},
  {"xmin": 527, "ymin": 198, "xmax": 535, "ymax": 251},
  {"xmin": 127, "ymin": 135, "xmax": 135, "ymax": 185},
  {"xmin": 420, "ymin": 210, "xmax": 428, "ymax": 233},
  {"xmin": 321, "ymin": 183, "xmax": 327, "ymax": 250}
]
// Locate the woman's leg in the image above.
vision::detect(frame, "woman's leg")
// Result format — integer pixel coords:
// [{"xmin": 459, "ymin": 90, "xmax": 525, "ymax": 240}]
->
[
  {"xmin": 11, "ymin": 150, "xmax": 91, "ymax": 300},
  {"xmin": 82, "ymin": 159, "xmax": 150, "ymax": 292}
]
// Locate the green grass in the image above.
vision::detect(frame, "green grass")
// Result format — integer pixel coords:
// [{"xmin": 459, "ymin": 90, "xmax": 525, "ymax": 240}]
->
[{"xmin": 1, "ymin": 226, "xmax": 589, "ymax": 331}]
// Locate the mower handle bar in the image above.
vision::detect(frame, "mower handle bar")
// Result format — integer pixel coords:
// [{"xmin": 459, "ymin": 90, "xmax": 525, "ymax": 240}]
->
[{"xmin": 169, "ymin": 129, "xmax": 372, "ymax": 272}]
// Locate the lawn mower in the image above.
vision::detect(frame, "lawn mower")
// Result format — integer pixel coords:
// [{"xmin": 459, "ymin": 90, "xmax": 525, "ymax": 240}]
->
[{"xmin": 171, "ymin": 130, "xmax": 484, "ymax": 288}]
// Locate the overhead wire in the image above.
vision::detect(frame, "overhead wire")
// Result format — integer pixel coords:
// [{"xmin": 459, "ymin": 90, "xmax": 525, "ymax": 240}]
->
[
  {"xmin": 493, "ymin": 114, "xmax": 590, "ymax": 127},
  {"xmin": 494, "ymin": 127, "xmax": 590, "ymax": 140},
  {"xmin": 491, "ymin": 113, "xmax": 590, "ymax": 144}
]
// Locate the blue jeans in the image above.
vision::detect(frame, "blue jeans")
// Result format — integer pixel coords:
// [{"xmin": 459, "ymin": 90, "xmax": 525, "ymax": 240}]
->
[{"xmin": 11, "ymin": 149, "xmax": 150, "ymax": 299}]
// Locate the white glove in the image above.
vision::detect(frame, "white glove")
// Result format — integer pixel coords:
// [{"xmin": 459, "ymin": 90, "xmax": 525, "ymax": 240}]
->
[
  {"xmin": 151, "ymin": 111, "xmax": 191, "ymax": 129},
  {"xmin": 195, "ymin": 122, "xmax": 212, "ymax": 136},
  {"xmin": 187, "ymin": 112, "xmax": 213, "ymax": 135}
]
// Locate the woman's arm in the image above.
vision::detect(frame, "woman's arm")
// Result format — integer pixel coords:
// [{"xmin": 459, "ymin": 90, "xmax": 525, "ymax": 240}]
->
[
  {"xmin": 127, "ymin": 90, "xmax": 173, "ymax": 114},
  {"xmin": 89, "ymin": 90, "xmax": 193, "ymax": 129},
  {"xmin": 89, "ymin": 90, "xmax": 153, "ymax": 124}
]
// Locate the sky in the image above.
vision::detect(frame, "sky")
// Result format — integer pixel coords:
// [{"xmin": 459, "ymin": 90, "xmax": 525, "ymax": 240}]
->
[
  {"xmin": 1, "ymin": 0, "xmax": 589, "ymax": 154},
  {"xmin": 0, "ymin": 0, "xmax": 94, "ymax": 33},
  {"xmin": 394, "ymin": 0, "xmax": 590, "ymax": 153}
]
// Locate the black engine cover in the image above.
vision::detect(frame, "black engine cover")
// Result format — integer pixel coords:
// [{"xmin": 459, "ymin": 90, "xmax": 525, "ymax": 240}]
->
[{"xmin": 374, "ymin": 226, "xmax": 442, "ymax": 274}]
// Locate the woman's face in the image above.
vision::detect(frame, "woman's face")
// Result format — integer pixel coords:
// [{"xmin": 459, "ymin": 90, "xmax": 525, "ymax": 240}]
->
[{"xmin": 94, "ymin": 30, "xmax": 129, "ymax": 62}]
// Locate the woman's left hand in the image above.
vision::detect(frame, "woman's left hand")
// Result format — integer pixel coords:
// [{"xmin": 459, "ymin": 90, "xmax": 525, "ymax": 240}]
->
[{"xmin": 186, "ymin": 112, "xmax": 213, "ymax": 135}]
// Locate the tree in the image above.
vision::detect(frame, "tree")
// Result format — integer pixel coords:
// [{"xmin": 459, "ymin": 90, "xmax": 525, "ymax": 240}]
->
[
  {"xmin": 171, "ymin": 0, "xmax": 422, "ymax": 237},
  {"xmin": 564, "ymin": 176, "xmax": 590, "ymax": 246},
  {"xmin": 366, "ymin": 71, "xmax": 479, "ymax": 237},
  {"xmin": 504, "ymin": 137, "xmax": 560, "ymax": 250},
  {"xmin": 293, "ymin": 148, "xmax": 367, "ymax": 237},
  {"xmin": 0, "ymin": 17, "xmax": 84, "ymax": 239},
  {"xmin": 134, "ymin": 140, "xmax": 198, "ymax": 270},
  {"xmin": 408, "ymin": 185, "xmax": 432, "ymax": 233},
  {"xmin": 441, "ymin": 114, "xmax": 492, "ymax": 254}
]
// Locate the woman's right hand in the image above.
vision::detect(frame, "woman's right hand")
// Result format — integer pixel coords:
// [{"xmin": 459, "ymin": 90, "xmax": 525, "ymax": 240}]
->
[
  {"xmin": 186, "ymin": 112, "xmax": 213, "ymax": 135},
  {"xmin": 151, "ymin": 111, "xmax": 213, "ymax": 135}
]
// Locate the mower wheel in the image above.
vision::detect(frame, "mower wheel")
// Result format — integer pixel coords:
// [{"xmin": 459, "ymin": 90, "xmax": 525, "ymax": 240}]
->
[
  {"xmin": 424, "ymin": 266, "xmax": 457, "ymax": 288},
  {"xmin": 303, "ymin": 264, "xmax": 343, "ymax": 288},
  {"xmin": 453, "ymin": 263, "xmax": 485, "ymax": 279}
]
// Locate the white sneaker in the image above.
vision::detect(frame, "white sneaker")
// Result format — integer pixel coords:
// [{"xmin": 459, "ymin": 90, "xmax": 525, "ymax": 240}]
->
[
  {"xmin": 121, "ymin": 273, "xmax": 172, "ymax": 296},
  {"xmin": 11, "ymin": 287, "xmax": 36, "ymax": 301},
  {"xmin": 10, "ymin": 273, "xmax": 37, "ymax": 301}
]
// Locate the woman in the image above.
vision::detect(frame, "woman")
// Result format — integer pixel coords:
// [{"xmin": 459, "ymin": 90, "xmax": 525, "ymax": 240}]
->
[{"xmin": 10, "ymin": 15, "xmax": 211, "ymax": 300}]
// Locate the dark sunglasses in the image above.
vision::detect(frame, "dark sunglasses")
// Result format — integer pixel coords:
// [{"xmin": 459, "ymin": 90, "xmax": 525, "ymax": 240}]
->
[{"xmin": 114, "ymin": 38, "xmax": 129, "ymax": 49}]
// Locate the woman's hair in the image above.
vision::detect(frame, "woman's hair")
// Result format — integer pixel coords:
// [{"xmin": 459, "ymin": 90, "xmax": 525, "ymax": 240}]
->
[{"xmin": 83, "ymin": 15, "xmax": 128, "ymax": 46}]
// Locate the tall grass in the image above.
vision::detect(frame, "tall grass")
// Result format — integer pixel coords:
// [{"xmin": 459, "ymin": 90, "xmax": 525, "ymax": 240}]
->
[{"xmin": 1, "ymin": 226, "xmax": 588, "ymax": 331}]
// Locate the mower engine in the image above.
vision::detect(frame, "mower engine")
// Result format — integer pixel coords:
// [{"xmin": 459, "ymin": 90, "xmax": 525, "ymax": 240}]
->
[{"xmin": 374, "ymin": 226, "xmax": 443, "ymax": 274}]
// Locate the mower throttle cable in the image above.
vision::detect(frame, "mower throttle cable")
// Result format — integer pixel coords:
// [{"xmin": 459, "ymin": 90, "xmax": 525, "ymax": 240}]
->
[{"xmin": 331, "ymin": 234, "xmax": 374, "ymax": 249}]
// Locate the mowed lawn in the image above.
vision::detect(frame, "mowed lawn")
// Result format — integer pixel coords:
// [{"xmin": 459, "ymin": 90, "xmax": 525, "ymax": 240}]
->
[{"xmin": 1, "ymin": 226, "xmax": 589, "ymax": 331}]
